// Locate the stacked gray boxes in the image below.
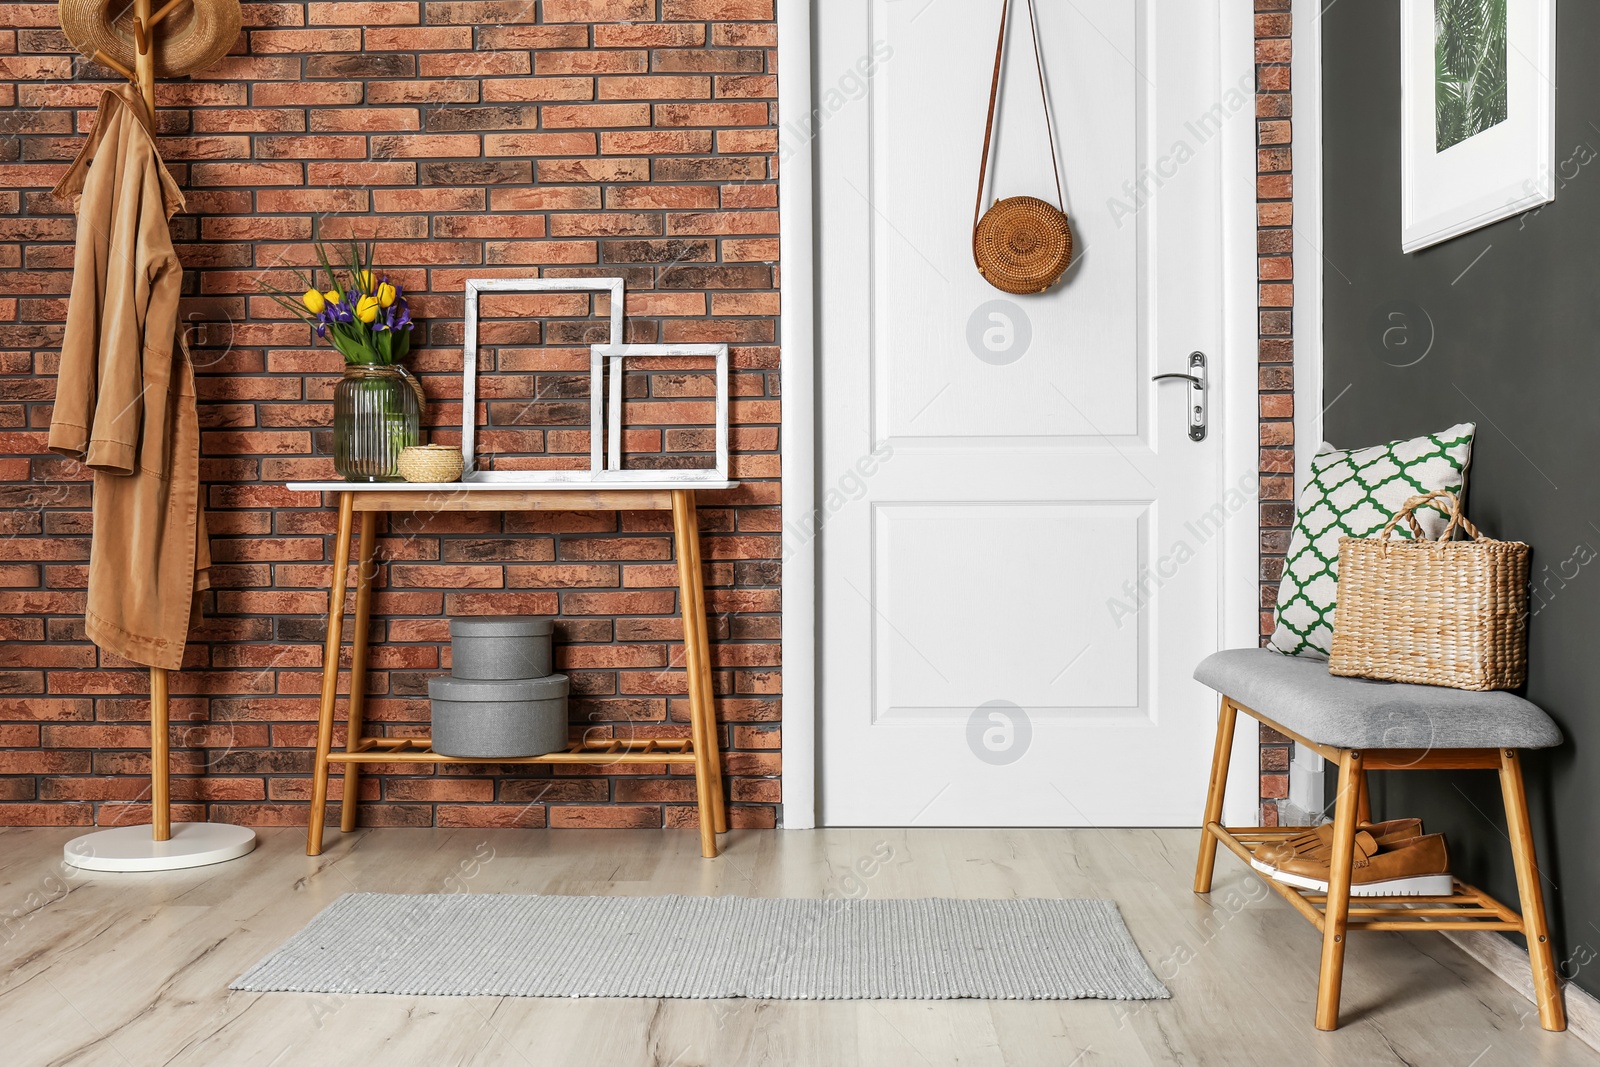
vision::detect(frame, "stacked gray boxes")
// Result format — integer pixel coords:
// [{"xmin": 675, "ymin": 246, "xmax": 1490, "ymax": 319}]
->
[{"xmin": 428, "ymin": 617, "xmax": 570, "ymax": 758}]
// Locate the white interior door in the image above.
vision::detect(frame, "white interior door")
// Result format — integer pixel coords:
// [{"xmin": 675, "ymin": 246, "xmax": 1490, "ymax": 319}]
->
[{"xmin": 816, "ymin": 0, "xmax": 1240, "ymax": 826}]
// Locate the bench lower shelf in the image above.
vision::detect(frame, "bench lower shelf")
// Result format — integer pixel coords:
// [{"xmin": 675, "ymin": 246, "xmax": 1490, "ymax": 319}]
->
[
  {"xmin": 1213, "ymin": 824, "xmax": 1526, "ymax": 932},
  {"xmin": 327, "ymin": 736, "xmax": 698, "ymax": 766}
]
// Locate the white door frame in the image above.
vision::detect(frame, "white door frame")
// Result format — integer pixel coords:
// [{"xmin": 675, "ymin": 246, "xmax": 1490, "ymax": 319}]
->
[
  {"xmin": 1287, "ymin": 0, "xmax": 1326, "ymax": 817},
  {"xmin": 778, "ymin": 0, "xmax": 1262, "ymax": 829},
  {"xmin": 1290, "ymin": 0, "xmax": 1324, "ymax": 490}
]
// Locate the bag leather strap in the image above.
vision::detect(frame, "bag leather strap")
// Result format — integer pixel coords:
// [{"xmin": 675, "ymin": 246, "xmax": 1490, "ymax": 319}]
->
[{"xmin": 974, "ymin": 0, "xmax": 1067, "ymax": 230}]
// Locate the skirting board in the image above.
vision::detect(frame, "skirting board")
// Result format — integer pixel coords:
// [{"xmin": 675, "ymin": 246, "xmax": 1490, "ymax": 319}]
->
[{"xmin": 1445, "ymin": 930, "xmax": 1600, "ymax": 1051}]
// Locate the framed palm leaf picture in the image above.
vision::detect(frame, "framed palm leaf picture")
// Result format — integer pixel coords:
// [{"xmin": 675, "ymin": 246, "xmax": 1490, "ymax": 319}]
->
[{"xmin": 1401, "ymin": 0, "xmax": 1554, "ymax": 252}]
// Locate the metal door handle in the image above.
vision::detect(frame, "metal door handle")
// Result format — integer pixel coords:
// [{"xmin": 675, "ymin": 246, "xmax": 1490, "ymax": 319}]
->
[{"xmin": 1151, "ymin": 351, "xmax": 1207, "ymax": 442}]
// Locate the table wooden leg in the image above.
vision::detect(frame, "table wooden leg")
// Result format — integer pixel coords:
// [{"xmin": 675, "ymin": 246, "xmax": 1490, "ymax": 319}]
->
[
  {"xmin": 672, "ymin": 489, "xmax": 722, "ymax": 857},
  {"xmin": 689, "ymin": 495, "xmax": 727, "ymax": 836},
  {"xmin": 308, "ymin": 492, "xmax": 354, "ymax": 857},
  {"xmin": 1499, "ymin": 748, "xmax": 1566, "ymax": 1032},
  {"xmin": 686, "ymin": 495, "xmax": 727, "ymax": 835},
  {"xmin": 340, "ymin": 510, "xmax": 377, "ymax": 834},
  {"xmin": 1315, "ymin": 748, "xmax": 1362, "ymax": 1031},
  {"xmin": 150, "ymin": 666, "xmax": 171, "ymax": 842},
  {"xmin": 1193, "ymin": 697, "xmax": 1237, "ymax": 893}
]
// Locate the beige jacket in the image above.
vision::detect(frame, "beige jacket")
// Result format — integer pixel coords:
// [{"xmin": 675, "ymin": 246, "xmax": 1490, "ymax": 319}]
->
[{"xmin": 48, "ymin": 85, "xmax": 209, "ymax": 671}]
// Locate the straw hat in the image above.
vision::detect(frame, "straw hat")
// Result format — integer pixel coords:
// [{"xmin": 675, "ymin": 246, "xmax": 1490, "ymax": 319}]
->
[{"xmin": 61, "ymin": 0, "xmax": 242, "ymax": 79}]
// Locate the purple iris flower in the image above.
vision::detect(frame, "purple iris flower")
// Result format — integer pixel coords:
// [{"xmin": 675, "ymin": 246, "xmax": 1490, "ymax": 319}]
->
[{"xmin": 390, "ymin": 302, "xmax": 413, "ymax": 331}]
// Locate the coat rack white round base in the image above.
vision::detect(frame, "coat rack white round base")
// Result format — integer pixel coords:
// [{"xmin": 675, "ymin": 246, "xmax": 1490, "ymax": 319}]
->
[{"xmin": 62, "ymin": 822, "xmax": 257, "ymax": 872}]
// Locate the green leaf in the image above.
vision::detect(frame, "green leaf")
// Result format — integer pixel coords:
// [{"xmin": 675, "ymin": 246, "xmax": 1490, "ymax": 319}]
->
[
  {"xmin": 315, "ymin": 241, "xmax": 345, "ymax": 302},
  {"xmin": 1434, "ymin": 0, "xmax": 1507, "ymax": 152}
]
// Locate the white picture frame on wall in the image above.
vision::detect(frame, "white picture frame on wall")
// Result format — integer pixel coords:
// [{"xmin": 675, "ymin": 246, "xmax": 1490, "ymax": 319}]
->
[{"xmin": 1400, "ymin": 0, "xmax": 1555, "ymax": 253}]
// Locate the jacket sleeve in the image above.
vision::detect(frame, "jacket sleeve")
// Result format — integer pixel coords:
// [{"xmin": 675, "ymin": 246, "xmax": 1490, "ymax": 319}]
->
[
  {"xmin": 137, "ymin": 239, "xmax": 184, "ymax": 481},
  {"xmin": 46, "ymin": 94, "xmax": 106, "ymax": 466},
  {"xmin": 83, "ymin": 167, "xmax": 156, "ymax": 477},
  {"xmin": 47, "ymin": 106, "xmax": 143, "ymax": 476},
  {"xmin": 120, "ymin": 120, "xmax": 185, "ymax": 481},
  {"xmin": 46, "ymin": 227, "xmax": 102, "ymax": 465}
]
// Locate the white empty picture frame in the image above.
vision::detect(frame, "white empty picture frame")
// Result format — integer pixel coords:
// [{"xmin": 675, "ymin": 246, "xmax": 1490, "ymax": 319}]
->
[
  {"xmin": 592, "ymin": 343, "xmax": 730, "ymax": 483},
  {"xmin": 460, "ymin": 277, "xmax": 624, "ymax": 483}
]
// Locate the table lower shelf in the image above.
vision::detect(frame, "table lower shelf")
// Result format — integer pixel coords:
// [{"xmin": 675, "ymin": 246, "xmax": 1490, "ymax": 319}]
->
[
  {"xmin": 328, "ymin": 736, "xmax": 699, "ymax": 766},
  {"xmin": 1213, "ymin": 824, "xmax": 1526, "ymax": 932}
]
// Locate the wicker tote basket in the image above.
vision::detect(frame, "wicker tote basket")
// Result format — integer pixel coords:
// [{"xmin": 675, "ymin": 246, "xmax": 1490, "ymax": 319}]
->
[{"xmin": 1328, "ymin": 491, "xmax": 1529, "ymax": 691}]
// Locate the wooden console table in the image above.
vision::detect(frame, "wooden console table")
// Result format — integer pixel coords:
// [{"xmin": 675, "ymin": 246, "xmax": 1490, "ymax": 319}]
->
[{"xmin": 285, "ymin": 480, "xmax": 735, "ymax": 858}]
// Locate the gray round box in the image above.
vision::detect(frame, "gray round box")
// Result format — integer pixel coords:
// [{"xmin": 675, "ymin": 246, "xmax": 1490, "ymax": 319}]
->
[
  {"xmin": 428, "ymin": 673, "xmax": 570, "ymax": 758},
  {"xmin": 450, "ymin": 616, "xmax": 554, "ymax": 680}
]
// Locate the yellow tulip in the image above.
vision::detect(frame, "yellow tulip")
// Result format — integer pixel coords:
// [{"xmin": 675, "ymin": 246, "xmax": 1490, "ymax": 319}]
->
[
  {"xmin": 323, "ymin": 289, "xmax": 341, "ymax": 308},
  {"xmin": 355, "ymin": 295, "xmax": 380, "ymax": 324},
  {"xmin": 377, "ymin": 281, "xmax": 396, "ymax": 308},
  {"xmin": 356, "ymin": 270, "xmax": 375, "ymax": 293},
  {"xmin": 301, "ymin": 288, "xmax": 326, "ymax": 314}
]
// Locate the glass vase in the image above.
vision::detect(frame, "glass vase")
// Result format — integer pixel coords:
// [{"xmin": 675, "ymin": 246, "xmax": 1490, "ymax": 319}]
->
[{"xmin": 333, "ymin": 365, "xmax": 421, "ymax": 482}]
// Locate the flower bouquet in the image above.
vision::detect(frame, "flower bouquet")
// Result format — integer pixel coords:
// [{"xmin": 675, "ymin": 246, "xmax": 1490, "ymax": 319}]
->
[
  {"xmin": 267, "ymin": 239, "xmax": 415, "ymax": 365},
  {"xmin": 265, "ymin": 241, "xmax": 424, "ymax": 481}
]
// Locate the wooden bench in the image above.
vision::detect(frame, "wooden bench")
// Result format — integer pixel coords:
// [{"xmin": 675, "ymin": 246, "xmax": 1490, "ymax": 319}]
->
[{"xmin": 1192, "ymin": 648, "xmax": 1566, "ymax": 1032}]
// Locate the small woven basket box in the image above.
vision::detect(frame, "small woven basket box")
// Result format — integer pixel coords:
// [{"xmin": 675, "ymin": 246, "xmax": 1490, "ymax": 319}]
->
[
  {"xmin": 1328, "ymin": 491, "xmax": 1530, "ymax": 691},
  {"xmin": 397, "ymin": 444, "xmax": 463, "ymax": 483}
]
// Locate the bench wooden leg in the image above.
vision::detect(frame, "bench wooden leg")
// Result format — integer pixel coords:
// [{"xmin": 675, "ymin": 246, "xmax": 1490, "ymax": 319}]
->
[
  {"xmin": 1194, "ymin": 696, "xmax": 1238, "ymax": 894},
  {"xmin": 1355, "ymin": 766, "xmax": 1371, "ymax": 825},
  {"xmin": 1315, "ymin": 748, "xmax": 1362, "ymax": 1030},
  {"xmin": 1499, "ymin": 748, "xmax": 1566, "ymax": 1032}
]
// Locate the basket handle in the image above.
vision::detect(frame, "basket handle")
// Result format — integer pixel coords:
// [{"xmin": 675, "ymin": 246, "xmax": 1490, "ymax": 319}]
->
[{"xmin": 1377, "ymin": 490, "xmax": 1484, "ymax": 543}]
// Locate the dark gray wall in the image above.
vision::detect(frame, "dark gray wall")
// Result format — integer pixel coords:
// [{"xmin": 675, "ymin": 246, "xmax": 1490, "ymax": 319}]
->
[{"xmin": 1324, "ymin": 1, "xmax": 1600, "ymax": 999}]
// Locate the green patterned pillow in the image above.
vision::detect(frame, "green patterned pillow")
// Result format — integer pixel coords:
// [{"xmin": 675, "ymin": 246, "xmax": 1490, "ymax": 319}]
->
[{"xmin": 1269, "ymin": 423, "xmax": 1476, "ymax": 659}]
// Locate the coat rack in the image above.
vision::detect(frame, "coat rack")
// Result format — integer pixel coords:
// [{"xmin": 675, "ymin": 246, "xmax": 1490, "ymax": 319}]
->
[
  {"xmin": 91, "ymin": 0, "xmax": 165, "ymax": 117},
  {"xmin": 59, "ymin": 0, "xmax": 256, "ymax": 872}
]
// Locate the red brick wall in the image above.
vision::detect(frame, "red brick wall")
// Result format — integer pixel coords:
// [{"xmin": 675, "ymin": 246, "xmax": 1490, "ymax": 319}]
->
[
  {"xmin": 1, "ymin": 5, "xmax": 1288, "ymax": 831},
  {"xmin": 1255, "ymin": 0, "xmax": 1295, "ymax": 822},
  {"xmin": 0, "ymin": 0, "xmax": 782, "ymax": 830}
]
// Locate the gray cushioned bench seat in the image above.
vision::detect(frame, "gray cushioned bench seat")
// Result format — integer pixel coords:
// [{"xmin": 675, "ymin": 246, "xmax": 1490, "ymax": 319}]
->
[{"xmin": 1194, "ymin": 648, "xmax": 1562, "ymax": 750}]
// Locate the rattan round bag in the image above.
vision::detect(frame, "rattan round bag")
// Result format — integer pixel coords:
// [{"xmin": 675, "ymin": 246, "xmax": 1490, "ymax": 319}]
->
[
  {"xmin": 972, "ymin": 0, "xmax": 1074, "ymax": 295},
  {"xmin": 974, "ymin": 196, "xmax": 1074, "ymax": 295}
]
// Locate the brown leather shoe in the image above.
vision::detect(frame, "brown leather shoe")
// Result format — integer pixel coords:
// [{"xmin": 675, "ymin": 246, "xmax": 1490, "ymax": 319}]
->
[
  {"xmin": 1271, "ymin": 831, "xmax": 1453, "ymax": 897},
  {"xmin": 1250, "ymin": 818, "xmax": 1423, "ymax": 875}
]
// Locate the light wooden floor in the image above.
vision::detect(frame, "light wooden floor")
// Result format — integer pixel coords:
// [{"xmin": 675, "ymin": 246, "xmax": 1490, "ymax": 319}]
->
[{"xmin": 2, "ymin": 826, "xmax": 1594, "ymax": 1067}]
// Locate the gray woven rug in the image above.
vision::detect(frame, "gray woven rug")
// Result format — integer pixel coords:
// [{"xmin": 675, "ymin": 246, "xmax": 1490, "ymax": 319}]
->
[{"xmin": 233, "ymin": 894, "xmax": 1168, "ymax": 1001}]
